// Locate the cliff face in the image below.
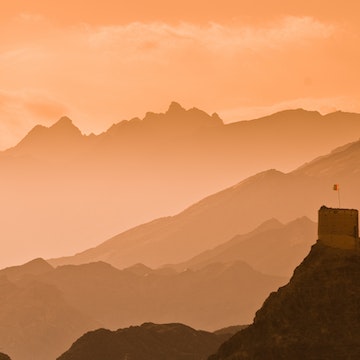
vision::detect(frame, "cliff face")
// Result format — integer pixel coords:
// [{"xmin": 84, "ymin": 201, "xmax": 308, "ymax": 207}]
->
[{"xmin": 209, "ymin": 242, "xmax": 360, "ymax": 360}]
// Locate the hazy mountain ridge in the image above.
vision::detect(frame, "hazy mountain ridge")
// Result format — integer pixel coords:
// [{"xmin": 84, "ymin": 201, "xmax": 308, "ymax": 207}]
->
[
  {"xmin": 0, "ymin": 272, "xmax": 99, "ymax": 360},
  {"xmin": 0, "ymin": 254, "xmax": 285, "ymax": 360},
  {"xmin": 57, "ymin": 322, "xmax": 230, "ymax": 360},
  {"xmin": 48, "ymin": 133, "xmax": 360, "ymax": 270},
  {"xmin": 39, "ymin": 259, "xmax": 285, "ymax": 330},
  {"xmin": 104, "ymin": 102, "xmax": 223, "ymax": 135},
  {"xmin": 0, "ymin": 258, "xmax": 53, "ymax": 282},
  {"xmin": 209, "ymin": 242, "xmax": 360, "ymax": 360},
  {"xmin": 166, "ymin": 217, "xmax": 317, "ymax": 277},
  {"xmin": 5, "ymin": 117, "xmax": 87, "ymax": 160},
  {"xmin": 1, "ymin": 104, "xmax": 360, "ymax": 266},
  {"xmin": 293, "ymin": 139, "xmax": 360, "ymax": 178}
]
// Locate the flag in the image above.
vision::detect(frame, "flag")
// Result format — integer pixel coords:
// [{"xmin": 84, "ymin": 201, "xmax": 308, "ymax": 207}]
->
[{"xmin": 333, "ymin": 184, "xmax": 339, "ymax": 191}]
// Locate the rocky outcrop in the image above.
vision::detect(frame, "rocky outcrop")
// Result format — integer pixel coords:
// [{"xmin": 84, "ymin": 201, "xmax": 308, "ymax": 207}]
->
[
  {"xmin": 0, "ymin": 353, "xmax": 11, "ymax": 360},
  {"xmin": 209, "ymin": 242, "xmax": 360, "ymax": 359}
]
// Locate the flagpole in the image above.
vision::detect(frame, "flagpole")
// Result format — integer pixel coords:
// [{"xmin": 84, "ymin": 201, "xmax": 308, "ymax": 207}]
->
[{"xmin": 333, "ymin": 184, "xmax": 341, "ymax": 208}]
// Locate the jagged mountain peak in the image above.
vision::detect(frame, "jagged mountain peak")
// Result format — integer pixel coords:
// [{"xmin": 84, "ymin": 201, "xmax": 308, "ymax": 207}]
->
[
  {"xmin": 27, "ymin": 116, "xmax": 81, "ymax": 136},
  {"xmin": 52, "ymin": 116, "xmax": 74, "ymax": 126},
  {"xmin": 166, "ymin": 101, "xmax": 186, "ymax": 114},
  {"xmin": 7, "ymin": 115, "xmax": 84, "ymax": 155},
  {"xmin": 105, "ymin": 102, "xmax": 223, "ymax": 137},
  {"xmin": 143, "ymin": 101, "xmax": 223, "ymax": 127},
  {"xmin": 48, "ymin": 116, "xmax": 82, "ymax": 136}
]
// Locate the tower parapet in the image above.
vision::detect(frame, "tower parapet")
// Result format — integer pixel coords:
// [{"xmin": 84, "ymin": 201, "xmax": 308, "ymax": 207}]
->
[{"xmin": 318, "ymin": 206, "xmax": 359, "ymax": 250}]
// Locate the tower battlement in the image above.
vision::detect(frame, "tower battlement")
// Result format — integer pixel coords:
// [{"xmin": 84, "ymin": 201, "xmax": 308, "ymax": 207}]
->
[{"xmin": 318, "ymin": 206, "xmax": 359, "ymax": 250}]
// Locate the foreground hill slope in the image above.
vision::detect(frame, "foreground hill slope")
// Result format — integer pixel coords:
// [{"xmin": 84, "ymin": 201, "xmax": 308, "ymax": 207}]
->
[
  {"xmin": 57, "ymin": 323, "xmax": 229, "ymax": 360},
  {"xmin": 0, "ymin": 354, "xmax": 11, "ymax": 360},
  {"xmin": 1, "ymin": 104, "xmax": 360, "ymax": 266},
  {"xmin": 209, "ymin": 242, "xmax": 360, "ymax": 360}
]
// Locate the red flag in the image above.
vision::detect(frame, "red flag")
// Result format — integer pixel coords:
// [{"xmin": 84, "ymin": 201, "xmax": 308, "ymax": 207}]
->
[{"xmin": 333, "ymin": 184, "xmax": 339, "ymax": 191}]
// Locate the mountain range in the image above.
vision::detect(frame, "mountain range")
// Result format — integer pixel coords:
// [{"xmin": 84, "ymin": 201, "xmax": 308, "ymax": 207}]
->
[
  {"xmin": 0, "ymin": 253, "xmax": 285, "ymax": 360},
  {"xmin": 1, "ymin": 103, "xmax": 360, "ymax": 266},
  {"xmin": 39, "ymin": 232, "xmax": 360, "ymax": 360},
  {"xmin": 165, "ymin": 217, "xmax": 317, "ymax": 277},
  {"xmin": 2, "ymin": 103, "xmax": 360, "ymax": 360},
  {"xmin": 49, "ymin": 133, "xmax": 360, "ymax": 270}
]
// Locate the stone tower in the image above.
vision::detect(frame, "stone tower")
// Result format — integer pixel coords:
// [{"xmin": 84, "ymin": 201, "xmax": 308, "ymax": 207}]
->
[{"xmin": 318, "ymin": 205, "xmax": 359, "ymax": 250}]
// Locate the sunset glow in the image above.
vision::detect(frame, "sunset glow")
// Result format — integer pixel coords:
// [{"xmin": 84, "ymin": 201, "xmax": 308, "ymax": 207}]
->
[
  {"xmin": 1, "ymin": 1, "xmax": 360, "ymax": 149},
  {"xmin": 2, "ymin": 3, "xmax": 360, "ymax": 359}
]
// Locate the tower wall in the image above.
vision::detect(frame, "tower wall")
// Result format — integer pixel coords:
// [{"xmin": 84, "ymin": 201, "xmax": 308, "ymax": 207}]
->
[{"xmin": 318, "ymin": 206, "xmax": 359, "ymax": 250}]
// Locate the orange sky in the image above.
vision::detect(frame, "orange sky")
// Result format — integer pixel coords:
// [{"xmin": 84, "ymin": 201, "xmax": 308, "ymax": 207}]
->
[{"xmin": 1, "ymin": 0, "xmax": 360, "ymax": 149}]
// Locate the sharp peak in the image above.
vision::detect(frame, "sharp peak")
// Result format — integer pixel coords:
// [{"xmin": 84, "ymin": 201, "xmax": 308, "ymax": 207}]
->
[
  {"xmin": 286, "ymin": 216, "xmax": 315, "ymax": 226},
  {"xmin": 254, "ymin": 218, "xmax": 284, "ymax": 231},
  {"xmin": 25, "ymin": 116, "xmax": 79, "ymax": 135},
  {"xmin": 51, "ymin": 116, "xmax": 77, "ymax": 128},
  {"xmin": 141, "ymin": 101, "xmax": 223, "ymax": 124},
  {"xmin": 166, "ymin": 101, "xmax": 186, "ymax": 114},
  {"xmin": 58, "ymin": 115, "xmax": 72, "ymax": 122}
]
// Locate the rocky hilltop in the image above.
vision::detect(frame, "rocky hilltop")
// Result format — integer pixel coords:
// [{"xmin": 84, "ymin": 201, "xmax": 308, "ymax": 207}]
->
[
  {"xmin": 209, "ymin": 242, "xmax": 360, "ymax": 359},
  {"xmin": 0, "ymin": 354, "xmax": 11, "ymax": 360},
  {"xmin": 57, "ymin": 323, "xmax": 229, "ymax": 360}
]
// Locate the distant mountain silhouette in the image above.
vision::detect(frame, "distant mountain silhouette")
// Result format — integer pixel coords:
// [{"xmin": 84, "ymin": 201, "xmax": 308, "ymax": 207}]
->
[
  {"xmin": 167, "ymin": 217, "xmax": 317, "ymax": 277},
  {"xmin": 2, "ymin": 104, "xmax": 360, "ymax": 266},
  {"xmin": 9, "ymin": 116, "xmax": 85, "ymax": 159},
  {"xmin": 0, "ymin": 256, "xmax": 284, "ymax": 359},
  {"xmin": 57, "ymin": 322, "xmax": 229, "ymax": 360},
  {"xmin": 0, "ymin": 257, "xmax": 53, "ymax": 282},
  {"xmin": 49, "ymin": 136, "xmax": 360, "ymax": 270},
  {"xmin": 209, "ymin": 242, "xmax": 360, "ymax": 359},
  {"xmin": 40, "ymin": 260, "xmax": 284, "ymax": 330}
]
